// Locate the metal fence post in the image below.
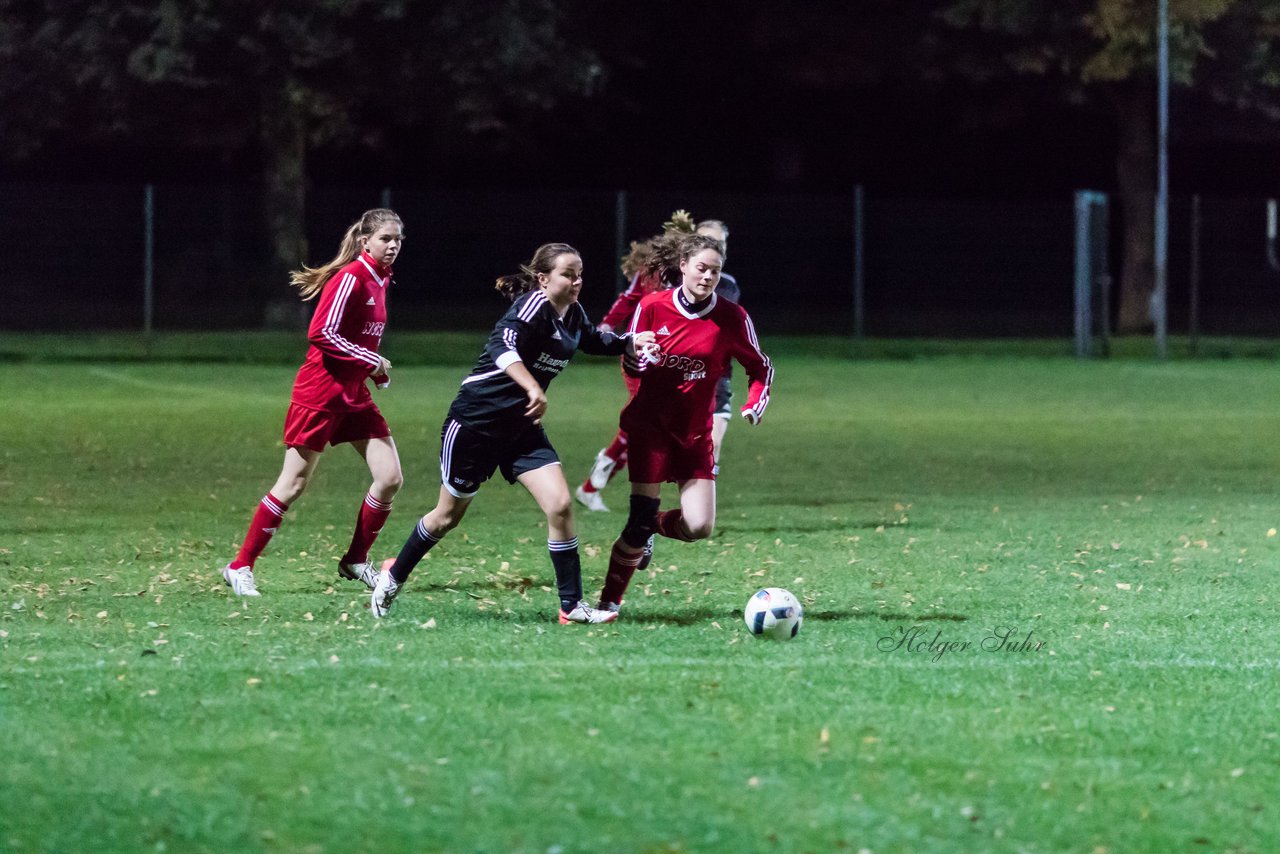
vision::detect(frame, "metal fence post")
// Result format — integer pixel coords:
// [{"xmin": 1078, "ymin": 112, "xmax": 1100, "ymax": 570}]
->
[
  {"xmin": 853, "ymin": 184, "xmax": 865, "ymax": 340},
  {"xmin": 1074, "ymin": 190, "xmax": 1109, "ymax": 358},
  {"xmin": 1154, "ymin": 0, "xmax": 1170, "ymax": 359},
  {"xmin": 143, "ymin": 183, "xmax": 155, "ymax": 339},
  {"xmin": 1266, "ymin": 199, "xmax": 1278, "ymax": 271},
  {"xmin": 1189, "ymin": 194, "xmax": 1201, "ymax": 356},
  {"xmin": 1074, "ymin": 191, "xmax": 1092, "ymax": 358},
  {"xmin": 614, "ymin": 190, "xmax": 628, "ymax": 292}
]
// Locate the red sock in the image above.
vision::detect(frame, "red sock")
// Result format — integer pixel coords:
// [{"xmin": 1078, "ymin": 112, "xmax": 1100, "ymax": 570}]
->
[
  {"xmin": 657, "ymin": 509, "xmax": 696, "ymax": 542},
  {"xmin": 582, "ymin": 435, "xmax": 630, "ymax": 494},
  {"xmin": 232, "ymin": 493, "xmax": 288, "ymax": 570},
  {"xmin": 343, "ymin": 492, "xmax": 393, "ymax": 564},
  {"xmin": 604, "ymin": 433, "xmax": 628, "ymax": 475},
  {"xmin": 598, "ymin": 541, "xmax": 644, "ymax": 606}
]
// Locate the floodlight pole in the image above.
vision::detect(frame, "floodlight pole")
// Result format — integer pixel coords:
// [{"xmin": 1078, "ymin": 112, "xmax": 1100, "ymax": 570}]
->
[{"xmin": 1154, "ymin": 0, "xmax": 1170, "ymax": 359}]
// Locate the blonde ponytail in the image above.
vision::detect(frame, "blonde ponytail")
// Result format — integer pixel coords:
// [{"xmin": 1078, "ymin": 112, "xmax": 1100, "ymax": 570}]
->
[{"xmin": 290, "ymin": 208, "xmax": 402, "ymax": 301}]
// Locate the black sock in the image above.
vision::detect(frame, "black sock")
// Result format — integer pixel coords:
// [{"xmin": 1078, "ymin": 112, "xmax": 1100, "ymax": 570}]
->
[
  {"xmin": 548, "ymin": 537, "xmax": 582, "ymax": 610},
  {"xmin": 622, "ymin": 494, "xmax": 662, "ymax": 549},
  {"xmin": 390, "ymin": 518, "xmax": 441, "ymax": 583}
]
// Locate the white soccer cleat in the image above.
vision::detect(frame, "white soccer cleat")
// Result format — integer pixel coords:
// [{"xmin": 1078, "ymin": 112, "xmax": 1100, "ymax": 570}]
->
[
  {"xmin": 370, "ymin": 569, "xmax": 403, "ymax": 618},
  {"xmin": 559, "ymin": 601, "xmax": 619, "ymax": 624},
  {"xmin": 595, "ymin": 600, "xmax": 621, "ymax": 616},
  {"xmin": 587, "ymin": 449, "xmax": 617, "ymax": 490},
  {"xmin": 221, "ymin": 564, "xmax": 260, "ymax": 597},
  {"xmin": 574, "ymin": 484, "xmax": 609, "ymax": 513},
  {"xmin": 338, "ymin": 559, "xmax": 379, "ymax": 590}
]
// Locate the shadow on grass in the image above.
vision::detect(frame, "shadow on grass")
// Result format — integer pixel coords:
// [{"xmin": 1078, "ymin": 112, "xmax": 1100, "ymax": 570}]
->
[
  {"xmin": 809, "ymin": 610, "xmax": 969, "ymax": 623},
  {"xmin": 400, "ymin": 585, "xmax": 971, "ymax": 627},
  {"xmin": 591, "ymin": 609, "xmax": 971, "ymax": 627},
  {"xmin": 716, "ymin": 516, "xmax": 909, "ymax": 535}
]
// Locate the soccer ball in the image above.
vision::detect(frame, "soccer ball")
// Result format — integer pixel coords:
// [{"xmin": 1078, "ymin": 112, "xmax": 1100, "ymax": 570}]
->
[{"xmin": 743, "ymin": 588, "xmax": 803, "ymax": 639}]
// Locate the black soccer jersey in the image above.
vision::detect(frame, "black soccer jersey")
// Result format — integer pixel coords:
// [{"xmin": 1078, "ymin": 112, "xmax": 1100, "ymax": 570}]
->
[
  {"xmin": 447, "ymin": 290, "xmax": 632, "ymax": 435},
  {"xmin": 717, "ymin": 271, "xmax": 741, "ymax": 306}
]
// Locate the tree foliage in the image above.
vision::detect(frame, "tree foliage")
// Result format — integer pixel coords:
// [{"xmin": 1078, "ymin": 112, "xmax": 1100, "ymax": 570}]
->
[
  {"xmin": 937, "ymin": 0, "xmax": 1280, "ymax": 331},
  {"xmin": 1, "ymin": 0, "xmax": 602, "ymax": 155},
  {"xmin": 0, "ymin": 0, "xmax": 604, "ymax": 283}
]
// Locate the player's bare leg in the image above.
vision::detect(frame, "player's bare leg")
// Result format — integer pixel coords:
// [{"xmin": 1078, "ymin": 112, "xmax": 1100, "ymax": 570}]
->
[
  {"xmin": 659, "ymin": 478, "xmax": 716, "ymax": 541},
  {"xmin": 711, "ymin": 415, "xmax": 730, "ymax": 465},
  {"xmin": 355, "ymin": 436, "xmax": 404, "ymax": 504},
  {"xmin": 521, "ymin": 464, "xmax": 614, "ymax": 623},
  {"xmin": 519, "ymin": 463, "xmax": 575, "ymax": 541},
  {"xmin": 222, "ymin": 446, "xmax": 323, "ymax": 596},
  {"xmin": 269, "ymin": 445, "xmax": 323, "ymax": 505},
  {"xmin": 339, "ymin": 437, "xmax": 403, "ymax": 588},
  {"xmin": 373, "ymin": 486, "xmax": 472, "ymax": 617}
]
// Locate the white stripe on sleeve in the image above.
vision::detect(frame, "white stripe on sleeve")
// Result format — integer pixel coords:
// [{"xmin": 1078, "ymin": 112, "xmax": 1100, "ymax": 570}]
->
[
  {"xmin": 742, "ymin": 313, "xmax": 773, "ymax": 420},
  {"xmin": 517, "ymin": 292, "xmax": 548, "ymax": 323},
  {"xmin": 321, "ymin": 273, "xmax": 381, "ymax": 370}
]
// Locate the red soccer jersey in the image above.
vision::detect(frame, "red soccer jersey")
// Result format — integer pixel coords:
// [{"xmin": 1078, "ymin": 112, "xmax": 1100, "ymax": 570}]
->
[
  {"xmin": 600, "ymin": 269, "xmax": 668, "ymax": 330},
  {"xmin": 621, "ymin": 289, "xmax": 773, "ymax": 439},
  {"xmin": 291, "ymin": 251, "xmax": 391, "ymax": 412}
]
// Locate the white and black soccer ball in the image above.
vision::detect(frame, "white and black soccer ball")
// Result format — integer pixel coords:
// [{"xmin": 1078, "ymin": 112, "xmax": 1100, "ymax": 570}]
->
[{"xmin": 743, "ymin": 587, "xmax": 803, "ymax": 640}]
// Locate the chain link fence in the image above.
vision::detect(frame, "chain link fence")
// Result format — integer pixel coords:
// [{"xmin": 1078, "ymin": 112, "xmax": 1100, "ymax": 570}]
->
[{"xmin": 4, "ymin": 182, "xmax": 1279, "ymax": 336}]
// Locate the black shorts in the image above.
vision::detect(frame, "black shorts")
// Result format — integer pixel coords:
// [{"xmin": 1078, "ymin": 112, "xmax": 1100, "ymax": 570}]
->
[
  {"xmin": 439, "ymin": 418, "xmax": 560, "ymax": 498},
  {"xmin": 713, "ymin": 376, "xmax": 733, "ymax": 418}
]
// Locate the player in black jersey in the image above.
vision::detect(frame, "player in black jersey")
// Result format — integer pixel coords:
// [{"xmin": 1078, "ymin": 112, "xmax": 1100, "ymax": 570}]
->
[
  {"xmin": 372, "ymin": 243, "xmax": 656, "ymax": 623},
  {"xmin": 695, "ymin": 221, "xmax": 742, "ymax": 472}
]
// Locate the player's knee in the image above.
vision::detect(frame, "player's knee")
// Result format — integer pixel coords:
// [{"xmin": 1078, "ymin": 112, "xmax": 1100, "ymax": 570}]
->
[
  {"xmin": 684, "ymin": 519, "xmax": 715, "ymax": 541},
  {"xmin": 376, "ymin": 470, "xmax": 404, "ymax": 496},
  {"xmin": 622, "ymin": 495, "xmax": 661, "ymax": 549},
  {"xmin": 427, "ymin": 508, "xmax": 462, "ymax": 534},
  {"xmin": 682, "ymin": 510, "xmax": 715, "ymax": 541},
  {"xmin": 544, "ymin": 493, "xmax": 573, "ymax": 526},
  {"xmin": 275, "ymin": 477, "xmax": 308, "ymax": 505}
]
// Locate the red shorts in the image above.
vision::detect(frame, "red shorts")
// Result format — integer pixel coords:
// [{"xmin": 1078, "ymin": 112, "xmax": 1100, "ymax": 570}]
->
[
  {"xmin": 610, "ymin": 368, "xmax": 643, "ymax": 444},
  {"xmin": 626, "ymin": 426, "xmax": 716, "ymax": 484},
  {"xmin": 283, "ymin": 403, "xmax": 390, "ymax": 452},
  {"xmin": 621, "ymin": 365, "xmax": 641, "ymax": 398}
]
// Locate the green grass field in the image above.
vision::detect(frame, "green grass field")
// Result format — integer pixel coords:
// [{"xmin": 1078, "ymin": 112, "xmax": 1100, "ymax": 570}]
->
[{"xmin": 2, "ymin": 334, "xmax": 1278, "ymax": 853}]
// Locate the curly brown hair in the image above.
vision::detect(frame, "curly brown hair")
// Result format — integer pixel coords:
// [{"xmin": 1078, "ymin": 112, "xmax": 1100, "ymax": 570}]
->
[
  {"xmin": 619, "ymin": 210, "xmax": 698, "ymax": 279},
  {"xmin": 643, "ymin": 232, "xmax": 726, "ymax": 283}
]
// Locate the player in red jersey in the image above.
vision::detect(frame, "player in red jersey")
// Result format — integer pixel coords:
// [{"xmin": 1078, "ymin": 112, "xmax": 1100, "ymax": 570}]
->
[
  {"xmin": 576, "ymin": 212, "xmax": 735, "ymax": 514},
  {"xmin": 595, "ymin": 232, "xmax": 773, "ymax": 616},
  {"xmin": 220, "ymin": 208, "xmax": 406, "ymax": 597}
]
